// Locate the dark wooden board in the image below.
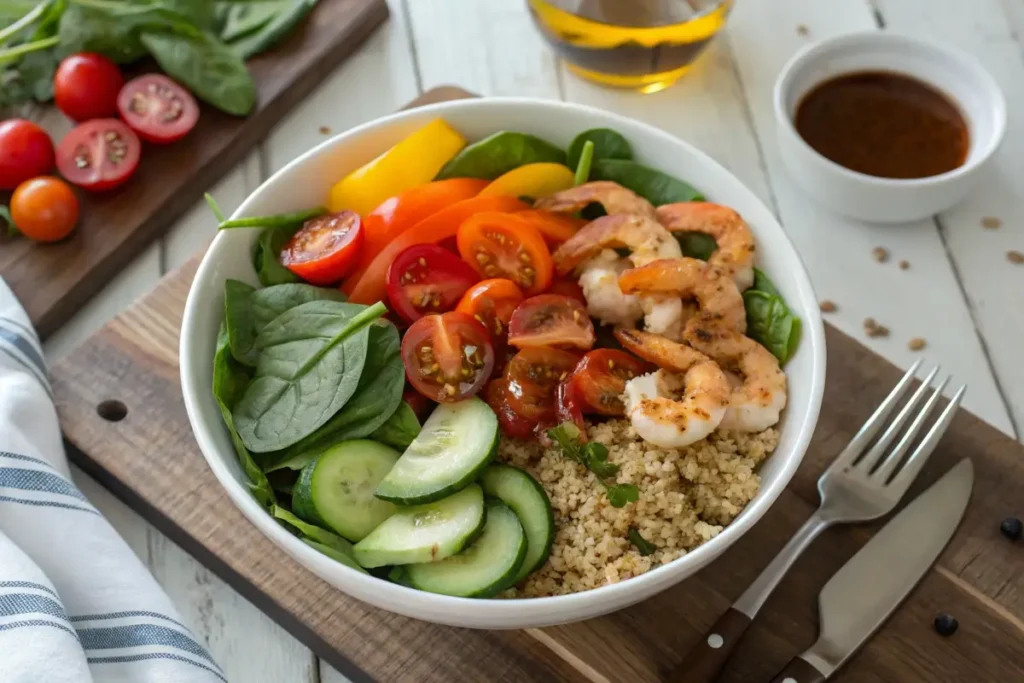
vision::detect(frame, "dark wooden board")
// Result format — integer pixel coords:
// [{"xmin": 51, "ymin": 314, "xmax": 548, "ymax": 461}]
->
[
  {"xmin": 52, "ymin": 88, "xmax": 1024, "ymax": 683},
  {"xmin": 0, "ymin": 0, "xmax": 388, "ymax": 340}
]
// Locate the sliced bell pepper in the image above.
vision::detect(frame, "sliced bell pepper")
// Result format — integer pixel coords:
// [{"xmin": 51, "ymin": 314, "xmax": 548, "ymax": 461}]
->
[
  {"xmin": 516, "ymin": 209, "xmax": 586, "ymax": 245},
  {"xmin": 345, "ymin": 195, "xmax": 529, "ymax": 304},
  {"xmin": 477, "ymin": 162, "xmax": 575, "ymax": 199},
  {"xmin": 328, "ymin": 118, "xmax": 467, "ymax": 216}
]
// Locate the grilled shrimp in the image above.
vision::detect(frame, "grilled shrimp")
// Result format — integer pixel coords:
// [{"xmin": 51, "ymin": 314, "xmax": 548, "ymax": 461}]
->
[
  {"xmin": 618, "ymin": 258, "xmax": 746, "ymax": 335},
  {"xmin": 656, "ymin": 202, "xmax": 756, "ymax": 290},
  {"xmin": 535, "ymin": 181, "xmax": 656, "ymax": 219},
  {"xmin": 577, "ymin": 250, "xmax": 644, "ymax": 327},
  {"xmin": 685, "ymin": 325, "xmax": 787, "ymax": 432}
]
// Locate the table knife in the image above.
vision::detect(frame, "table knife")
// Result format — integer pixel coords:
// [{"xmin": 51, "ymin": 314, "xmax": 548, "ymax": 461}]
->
[{"xmin": 769, "ymin": 458, "xmax": 973, "ymax": 683}]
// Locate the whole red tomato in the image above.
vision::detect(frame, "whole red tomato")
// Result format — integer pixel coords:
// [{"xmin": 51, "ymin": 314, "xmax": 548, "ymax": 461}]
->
[
  {"xmin": 0, "ymin": 119, "xmax": 55, "ymax": 190},
  {"xmin": 54, "ymin": 53, "xmax": 124, "ymax": 122}
]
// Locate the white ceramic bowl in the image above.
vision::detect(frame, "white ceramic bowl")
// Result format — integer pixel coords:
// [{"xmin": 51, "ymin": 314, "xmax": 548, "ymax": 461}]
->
[
  {"xmin": 774, "ymin": 32, "xmax": 1006, "ymax": 224},
  {"xmin": 180, "ymin": 98, "xmax": 826, "ymax": 629}
]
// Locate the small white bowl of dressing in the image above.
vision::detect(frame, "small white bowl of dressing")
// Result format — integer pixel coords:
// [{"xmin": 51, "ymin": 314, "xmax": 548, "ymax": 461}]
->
[{"xmin": 773, "ymin": 31, "xmax": 1006, "ymax": 224}]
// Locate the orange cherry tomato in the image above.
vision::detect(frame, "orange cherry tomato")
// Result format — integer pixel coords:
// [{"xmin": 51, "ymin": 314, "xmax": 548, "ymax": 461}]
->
[
  {"xmin": 569, "ymin": 349, "xmax": 651, "ymax": 416},
  {"xmin": 456, "ymin": 212, "xmax": 554, "ymax": 295},
  {"xmin": 503, "ymin": 346, "xmax": 581, "ymax": 423},
  {"xmin": 546, "ymin": 276, "xmax": 586, "ymax": 303},
  {"xmin": 9, "ymin": 176, "xmax": 79, "ymax": 242},
  {"xmin": 280, "ymin": 211, "xmax": 364, "ymax": 285},
  {"xmin": 507, "ymin": 294, "xmax": 595, "ymax": 351},
  {"xmin": 455, "ymin": 278, "xmax": 525, "ymax": 342},
  {"xmin": 517, "ymin": 209, "xmax": 586, "ymax": 245},
  {"xmin": 345, "ymin": 196, "xmax": 527, "ymax": 304}
]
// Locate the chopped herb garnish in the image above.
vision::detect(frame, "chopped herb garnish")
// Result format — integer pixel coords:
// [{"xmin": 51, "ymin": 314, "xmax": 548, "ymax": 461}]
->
[
  {"xmin": 628, "ymin": 527, "xmax": 657, "ymax": 556},
  {"xmin": 547, "ymin": 422, "xmax": 639, "ymax": 508}
]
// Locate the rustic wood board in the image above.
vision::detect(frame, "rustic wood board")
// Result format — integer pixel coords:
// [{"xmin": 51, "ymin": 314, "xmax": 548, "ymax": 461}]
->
[
  {"xmin": 52, "ymin": 89, "xmax": 1024, "ymax": 682},
  {"xmin": 0, "ymin": 0, "xmax": 387, "ymax": 340}
]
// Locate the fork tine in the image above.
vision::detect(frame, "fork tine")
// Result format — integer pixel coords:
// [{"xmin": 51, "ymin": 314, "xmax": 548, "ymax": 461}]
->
[
  {"xmin": 872, "ymin": 375, "xmax": 951, "ymax": 481},
  {"xmin": 888, "ymin": 384, "xmax": 966, "ymax": 492},
  {"xmin": 827, "ymin": 359, "xmax": 924, "ymax": 472},
  {"xmin": 854, "ymin": 366, "xmax": 940, "ymax": 473}
]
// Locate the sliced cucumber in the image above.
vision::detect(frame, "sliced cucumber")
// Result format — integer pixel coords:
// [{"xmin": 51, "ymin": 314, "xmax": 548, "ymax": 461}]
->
[
  {"xmin": 292, "ymin": 440, "xmax": 400, "ymax": 542},
  {"xmin": 353, "ymin": 484, "xmax": 485, "ymax": 568},
  {"xmin": 480, "ymin": 464, "xmax": 554, "ymax": 584},
  {"xmin": 301, "ymin": 539, "xmax": 367, "ymax": 574},
  {"xmin": 375, "ymin": 397, "xmax": 498, "ymax": 505},
  {"xmin": 404, "ymin": 499, "xmax": 526, "ymax": 598}
]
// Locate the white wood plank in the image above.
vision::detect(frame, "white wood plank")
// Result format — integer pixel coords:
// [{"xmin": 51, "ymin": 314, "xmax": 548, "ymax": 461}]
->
[
  {"xmin": 871, "ymin": 0, "xmax": 1023, "ymax": 439},
  {"xmin": 724, "ymin": 0, "xmax": 1014, "ymax": 433}
]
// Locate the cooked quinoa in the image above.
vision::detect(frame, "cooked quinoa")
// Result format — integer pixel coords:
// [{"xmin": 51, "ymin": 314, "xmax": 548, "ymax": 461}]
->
[{"xmin": 499, "ymin": 420, "xmax": 779, "ymax": 597}]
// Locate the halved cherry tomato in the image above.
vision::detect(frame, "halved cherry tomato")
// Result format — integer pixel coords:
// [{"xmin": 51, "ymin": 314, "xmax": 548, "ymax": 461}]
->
[
  {"xmin": 0, "ymin": 119, "xmax": 54, "ymax": 190},
  {"xmin": 361, "ymin": 178, "xmax": 488, "ymax": 267},
  {"xmin": 484, "ymin": 378, "xmax": 534, "ymax": 440},
  {"xmin": 555, "ymin": 379, "xmax": 587, "ymax": 438},
  {"xmin": 570, "ymin": 349, "xmax": 651, "ymax": 416},
  {"xmin": 345, "ymin": 196, "xmax": 528, "ymax": 304},
  {"xmin": 280, "ymin": 211, "xmax": 364, "ymax": 285},
  {"xmin": 55, "ymin": 119, "xmax": 140, "ymax": 191},
  {"xmin": 401, "ymin": 312, "xmax": 495, "ymax": 402},
  {"xmin": 507, "ymin": 294, "xmax": 595, "ymax": 350},
  {"xmin": 504, "ymin": 347, "xmax": 581, "ymax": 422},
  {"xmin": 402, "ymin": 388, "xmax": 434, "ymax": 422},
  {"xmin": 54, "ymin": 53, "xmax": 123, "ymax": 122},
  {"xmin": 455, "ymin": 278, "xmax": 524, "ymax": 342},
  {"xmin": 457, "ymin": 212, "xmax": 553, "ymax": 295},
  {"xmin": 546, "ymin": 276, "xmax": 586, "ymax": 303},
  {"xmin": 386, "ymin": 244, "xmax": 478, "ymax": 323},
  {"xmin": 9, "ymin": 176, "xmax": 79, "ymax": 242},
  {"xmin": 117, "ymin": 74, "xmax": 199, "ymax": 144},
  {"xmin": 517, "ymin": 209, "xmax": 586, "ymax": 245}
]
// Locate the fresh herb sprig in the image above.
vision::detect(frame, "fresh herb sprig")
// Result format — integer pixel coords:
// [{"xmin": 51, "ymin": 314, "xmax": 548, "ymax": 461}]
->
[
  {"xmin": 628, "ymin": 527, "xmax": 656, "ymax": 556},
  {"xmin": 547, "ymin": 422, "xmax": 639, "ymax": 508}
]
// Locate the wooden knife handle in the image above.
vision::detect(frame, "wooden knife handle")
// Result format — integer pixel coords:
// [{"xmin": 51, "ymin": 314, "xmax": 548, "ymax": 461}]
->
[
  {"xmin": 666, "ymin": 608, "xmax": 752, "ymax": 683},
  {"xmin": 769, "ymin": 656, "xmax": 827, "ymax": 683}
]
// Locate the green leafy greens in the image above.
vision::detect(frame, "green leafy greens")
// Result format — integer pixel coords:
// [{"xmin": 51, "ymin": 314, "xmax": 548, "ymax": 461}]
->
[
  {"xmin": 436, "ymin": 131, "xmax": 566, "ymax": 180},
  {"xmin": 743, "ymin": 268, "xmax": 801, "ymax": 364},
  {"xmin": 573, "ymin": 139, "xmax": 594, "ymax": 186},
  {"xmin": 547, "ymin": 422, "xmax": 639, "ymax": 508},
  {"xmin": 369, "ymin": 400, "xmax": 422, "ymax": 450},
  {"xmin": 628, "ymin": 527, "xmax": 656, "ymax": 556},
  {"xmin": 567, "ymin": 127, "xmax": 633, "ymax": 168},
  {"xmin": 590, "ymin": 158, "xmax": 704, "ymax": 206}
]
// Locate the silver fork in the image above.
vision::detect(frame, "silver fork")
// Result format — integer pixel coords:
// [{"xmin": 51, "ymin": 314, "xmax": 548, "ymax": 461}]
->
[{"xmin": 667, "ymin": 360, "xmax": 966, "ymax": 683}]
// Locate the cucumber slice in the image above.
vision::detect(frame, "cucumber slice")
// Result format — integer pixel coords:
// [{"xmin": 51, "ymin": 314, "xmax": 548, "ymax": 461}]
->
[
  {"xmin": 375, "ymin": 397, "xmax": 498, "ymax": 505},
  {"xmin": 292, "ymin": 440, "xmax": 400, "ymax": 542},
  {"xmin": 353, "ymin": 484, "xmax": 485, "ymax": 568},
  {"xmin": 301, "ymin": 539, "xmax": 367, "ymax": 574},
  {"xmin": 480, "ymin": 464, "xmax": 554, "ymax": 583},
  {"xmin": 404, "ymin": 499, "xmax": 526, "ymax": 598}
]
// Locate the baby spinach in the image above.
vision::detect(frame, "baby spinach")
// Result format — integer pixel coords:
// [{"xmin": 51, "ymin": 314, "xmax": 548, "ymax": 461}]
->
[
  {"xmin": 751, "ymin": 267, "xmax": 781, "ymax": 297},
  {"xmin": 436, "ymin": 131, "xmax": 566, "ymax": 180},
  {"xmin": 217, "ymin": 1, "xmax": 285, "ymax": 43},
  {"xmin": 744, "ymin": 269, "xmax": 801, "ymax": 365},
  {"xmin": 567, "ymin": 128, "xmax": 633, "ymax": 169},
  {"xmin": 573, "ymin": 140, "xmax": 594, "ymax": 186},
  {"xmin": 370, "ymin": 401, "xmax": 422, "ymax": 450},
  {"xmin": 273, "ymin": 505, "xmax": 366, "ymax": 573},
  {"xmin": 224, "ymin": 279, "xmax": 259, "ymax": 365},
  {"xmin": 590, "ymin": 158, "xmax": 704, "ymax": 206},
  {"xmin": 233, "ymin": 300, "xmax": 386, "ymax": 452},
  {"xmin": 228, "ymin": 0, "xmax": 319, "ymax": 60},
  {"xmin": 676, "ymin": 232, "xmax": 717, "ymax": 261},
  {"xmin": 253, "ymin": 226, "xmax": 301, "ymax": 286},
  {"xmin": 249, "ymin": 282, "xmax": 347, "ymax": 331}
]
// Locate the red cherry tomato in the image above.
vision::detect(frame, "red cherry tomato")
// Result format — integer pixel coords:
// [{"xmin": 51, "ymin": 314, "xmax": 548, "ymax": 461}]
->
[
  {"xmin": 386, "ymin": 244, "xmax": 479, "ymax": 323},
  {"xmin": 9, "ymin": 176, "xmax": 79, "ymax": 242},
  {"xmin": 554, "ymin": 379, "xmax": 587, "ymax": 438},
  {"xmin": 0, "ymin": 119, "xmax": 54, "ymax": 190},
  {"xmin": 503, "ymin": 346, "xmax": 581, "ymax": 423},
  {"xmin": 280, "ymin": 211, "xmax": 364, "ymax": 286},
  {"xmin": 456, "ymin": 212, "xmax": 554, "ymax": 295},
  {"xmin": 570, "ymin": 349, "xmax": 651, "ymax": 416},
  {"xmin": 56, "ymin": 119, "xmax": 140, "ymax": 191},
  {"xmin": 546, "ymin": 276, "xmax": 586, "ymax": 303},
  {"xmin": 401, "ymin": 312, "xmax": 495, "ymax": 402},
  {"xmin": 507, "ymin": 294, "xmax": 595, "ymax": 351},
  {"xmin": 117, "ymin": 74, "xmax": 199, "ymax": 144},
  {"xmin": 454, "ymin": 278, "xmax": 524, "ymax": 342},
  {"xmin": 54, "ymin": 53, "xmax": 124, "ymax": 122},
  {"xmin": 484, "ymin": 378, "xmax": 535, "ymax": 440}
]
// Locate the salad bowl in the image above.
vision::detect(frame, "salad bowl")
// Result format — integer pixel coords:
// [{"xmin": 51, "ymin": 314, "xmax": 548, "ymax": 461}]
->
[{"xmin": 180, "ymin": 97, "xmax": 826, "ymax": 629}]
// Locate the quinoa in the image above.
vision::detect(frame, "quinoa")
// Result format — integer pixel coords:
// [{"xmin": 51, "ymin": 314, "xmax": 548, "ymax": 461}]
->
[{"xmin": 499, "ymin": 420, "xmax": 779, "ymax": 597}]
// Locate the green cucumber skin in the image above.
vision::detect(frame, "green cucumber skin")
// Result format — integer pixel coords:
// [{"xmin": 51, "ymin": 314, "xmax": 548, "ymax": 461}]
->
[
  {"xmin": 374, "ymin": 431, "xmax": 497, "ymax": 506},
  {"xmin": 480, "ymin": 464, "xmax": 555, "ymax": 584}
]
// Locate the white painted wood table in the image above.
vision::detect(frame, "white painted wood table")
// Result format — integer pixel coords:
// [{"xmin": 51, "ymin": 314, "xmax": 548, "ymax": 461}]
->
[{"xmin": 39, "ymin": 1, "xmax": 1023, "ymax": 680}]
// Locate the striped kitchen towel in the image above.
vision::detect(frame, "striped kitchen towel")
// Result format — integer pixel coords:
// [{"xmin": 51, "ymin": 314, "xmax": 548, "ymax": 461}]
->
[{"xmin": 0, "ymin": 278, "xmax": 224, "ymax": 683}]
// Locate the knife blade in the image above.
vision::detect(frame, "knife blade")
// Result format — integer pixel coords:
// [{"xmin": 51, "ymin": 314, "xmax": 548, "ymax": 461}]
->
[{"xmin": 770, "ymin": 458, "xmax": 974, "ymax": 683}]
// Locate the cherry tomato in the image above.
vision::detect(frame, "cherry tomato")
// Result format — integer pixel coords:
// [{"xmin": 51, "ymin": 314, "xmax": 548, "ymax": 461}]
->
[
  {"xmin": 455, "ymin": 279, "xmax": 524, "ymax": 342},
  {"xmin": 9, "ymin": 176, "xmax": 79, "ymax": 243},
  {"xmin": 402, "ymin": 388, "xmax": 434, "ymax": 422},
  {"xmin": 56, "ymin": 119, "xmax": 140, "ymax": 191},
  {"xmin": 507, "ymin": 294, "xmax": 595, "ymax": 351},
  {"xmin": 386, "ymin": 244, "xmax": 478, "ymax": 323},
  {"xmin": 555, "ymin": 379, "xmax": 587, "ymax": 438},
  {"xmin": 456, "ymin": 212, "xmax": 553, "ymax": 295},
  {"xmin": 484, "ymin": 378, "xmax": 534, "ymax": 440},
  {"xmin": 546, "ymin": 276, "xmax": 586, "ymax": 303},
  {"xmin": 401, "ymin": 312, "xmax": 495, "ymax": 402},
  {"xmin": 54, "ymin": 53, "xmax": 124, "ymax": 122},
  {"xmin": 117, "ymin": 74, "xmax": 199, "ymax": 144},
  {"xmin": 503, "ymin": 346, "xmax": 581, "ymax": 422},
  {"xmin": 280, "ymin": 211, "xmax": 364, "ymax": 286},
  {"xmin": 0, "ymin": 119, "xmax": 54, "ymax": 190},
  {"xmin": 570, "ymin": 349, "xmax": 651, "ymax": 416},
  {"xmin": 517, "ymin": 209, "xmax": 585, "ymax": 245}
]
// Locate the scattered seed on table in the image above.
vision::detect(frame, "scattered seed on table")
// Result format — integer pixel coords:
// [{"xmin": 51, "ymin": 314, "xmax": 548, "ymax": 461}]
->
[
  {"xmin": 908, "ymin": 337, "xmax": 926, "ymax": 351},
  {"xmin": 872, "ymin": 246, "xmax": 890, "ymax": 263},
  {"xmin": 934, "ymin": 613, "xmax": 959, "ymax": 637},
  {"xmin": 864, "ymin": 318, "xmax": 890, "ymax": 338},
  {"xmin": 796, "ymin": 24, "xmax": 809, "ymax": 36},
  {"xmin": 1000, "ymin": 517, "xmax": 1022, "ymax": 541},
  {"xmin": 819, "ymin": 300, "xmax": 837, "ymax": 313},
  {"xmin": 899, "ymin": 259, "xmax": 910, "ymax": 270},
  {"xmin": 319, "ymin": 126, "xmax": 331, "ymax": 135},
  {"xmin": 981, "ymin": 216, "xmax": 1002, "ymax": 229},
  {"xmin": 1008, "ymin": 250, "xmax": 1024, "ymax": 264}
]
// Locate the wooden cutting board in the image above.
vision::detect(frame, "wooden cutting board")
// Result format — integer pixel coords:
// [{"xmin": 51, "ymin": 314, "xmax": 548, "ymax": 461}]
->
[
  {"xmin": 0, "ymin": 0, "xmax": 387, "ymax": 340},
  {"xmin": 51, "ymin": 88, "xmax": 1024, "ymax": 683}
]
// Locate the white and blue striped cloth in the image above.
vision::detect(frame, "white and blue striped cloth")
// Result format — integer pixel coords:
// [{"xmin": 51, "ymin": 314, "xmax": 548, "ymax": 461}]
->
[{"xmin": 0, "ymin": 279, "xmax": 224, "ymax": 683}]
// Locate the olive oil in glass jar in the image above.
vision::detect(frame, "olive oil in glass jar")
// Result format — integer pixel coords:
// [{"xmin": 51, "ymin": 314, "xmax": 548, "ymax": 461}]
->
[{"xmin": 526, "ymin": 0, "xmax": 734, "ymax": 93}]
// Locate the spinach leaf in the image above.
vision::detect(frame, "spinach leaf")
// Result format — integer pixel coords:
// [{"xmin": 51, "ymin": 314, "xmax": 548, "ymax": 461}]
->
[
  {"xmin": 370, "ymin": 400, "xmax": 421, "ymax": 450},
  {"xmin": 228, "ymin": 0, "xmax": 319, "ymax": 60},
  {"xmin": 751, "ymin": 267, "xmax": 781, "ymax": 297},
  {"xmin": 253, "ymin": 226, "xmax": 301, "ymax": 286},
  {"xmin": 573, "ymin": 139, "xmax": 594, "ymax": 186},
  {"xmin": 224, "ymin": 278, "xmax": 258, "ymax": 366},
  {"xmin": 590, "ymin": 158, "xmax": 704, "ymax": 206},
  {"xmin": 676, "ymin": 232, "xmax": 717, "ymax": 261},
  {"xmin": 217, "ymin": 0, "xmax": 285, "ymax": 43},
  {"xmin": 140, "ymin": 29, "xmax": 256, "ymax": 115},
  {"xmin": 233, "ymin": 301, "xmax": 386, "ymax": 452},
  {"xmin": 58, "ymin": 2, "xmax": 201, "ymax": 65},
  {"xmin": 273, "ymin": 505, "xmax": 367, "ymax": 572},
  {"xmin": 1, "ymin": 205, "xmax": 15, "ymax": 237},
  {"xmin": 744, "ymin": 289, "xmax": 801, "ymax": 365},
  {"xmin": 249, "ymin": 282, "xmax": 347, "ymax": 331},
  {"xmin": 213, "ymin": 323, "xmax": 275, "ymax": 509},
  {"xmin": 567, "ymin": 128, "xmax": 633, "ymax": 168},
  {"xmin": 436, "ymin": 131, "xmax": 566, "ymax": 180}
]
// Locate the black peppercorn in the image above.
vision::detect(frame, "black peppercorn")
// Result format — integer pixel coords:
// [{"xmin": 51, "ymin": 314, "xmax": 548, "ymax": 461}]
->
[
  {"xmin": 1000, "ymin": 517, "xmax": 1022, "ymax": 541},
  {"xmin": 934, "ymin": 613, "xmax": 959, "ymax": 636}
]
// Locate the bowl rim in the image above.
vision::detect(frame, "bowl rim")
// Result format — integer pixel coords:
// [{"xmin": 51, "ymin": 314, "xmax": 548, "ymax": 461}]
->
[
  {"xmin": 773, "ymin": 30, "xmax": 1007, "ymax": 188},
  {"xmin": 181, "ymin": 96, "xmax": 827, "ymax": 623}
]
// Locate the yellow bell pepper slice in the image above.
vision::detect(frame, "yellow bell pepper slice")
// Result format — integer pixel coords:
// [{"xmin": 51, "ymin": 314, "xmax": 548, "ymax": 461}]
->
[
  {"xmin": 477, "ymin": 163, "xmax": 575, "ymax": 199},
  {"xmin": 328, "ymin": 119, "xmax": 466, "ymax": 216}
]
